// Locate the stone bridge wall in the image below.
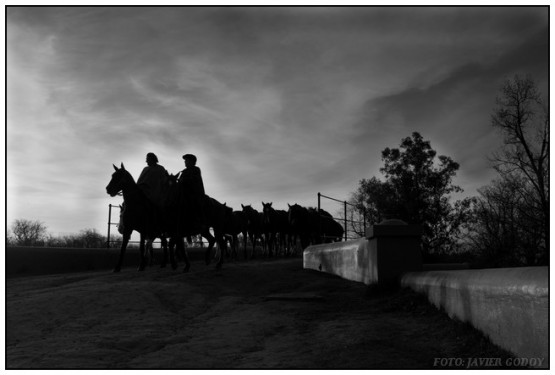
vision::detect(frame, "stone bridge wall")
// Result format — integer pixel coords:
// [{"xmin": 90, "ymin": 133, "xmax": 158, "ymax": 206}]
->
[{"xmin": 303, "ymin": 224, "xmax": 548, "ymax": 368}]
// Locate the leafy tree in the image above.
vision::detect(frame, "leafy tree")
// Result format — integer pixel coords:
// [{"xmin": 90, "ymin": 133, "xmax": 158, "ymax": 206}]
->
[
  {"xmin": 77, "ymin": 228, "xmax": 106, "ymax": 248},
  {"xmin": 352, "ymin": 132, "xmax": 473, "ymax": 254},
  {"xmin": 490, "ymin": 74, "xmax": 549, "ymax": 252},
  {"xmin": 10, "ymin": 219, "xmax": 48, "ymax": 246},
  {"xmin": 348, "ymin": 176, "xmax": 395, "ymax": 236}
]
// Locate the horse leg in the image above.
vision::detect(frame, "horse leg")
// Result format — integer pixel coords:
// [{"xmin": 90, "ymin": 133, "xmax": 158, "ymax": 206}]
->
[
  {"xmin": 178, "ymin": 238, "xmax": 186, "ymax": 261},
  {"xmin": 289, "ymin": 234, "xmax": 297, "ymax": 256},
  {"xmin": 113, "ymin": 232, "xmax": 131, "ymax": 272},
  {"xmin": 138, "ymin": 235, "xmax": 148, "ymax": 271},
  {"xmin": 214, "ymin": 236, "xmax": 227, "ymax": 261},
  {"xmin": 165, "ymin": 237, "xmax": 178, "ymax": 270},
  {"xmin": 222, "ymin": 236, "xmax": 229, "ymax": 259},
  {"xmin": 277, "ymin": 233, "xmax": 281, "ymax": 256},
  {"xmin": 215, "ymin": 233, "xmax": 225, "ymax": 270},
  {"xmin": 226, "ymin": 236, "xmax": 232, "ymax": 259},
  {"xmin": 266, "ymin": 233, "xmax": 271, "ymax": 257},
  {"xmin": 260, "ymin": 235, "xmax": 265, "ymax": 257},
  {"xmin": 232, "ymin": 234, "xmax": 238, "ymax": 260},
  {"xmin": 172, "ymin": 237, "xmax": 188, "ymax": 272},
  {"xmin": 204, "ymin": 231, "xmax": 215, "ymax": 265},
  {"xmin": 147, "ymin": 240, "xmax": 155, "ymax": 267},
  {"xmin": 243, "ymin": 232, "xmax": 248, "ymax": 260},
  {"xmin": 250, "ymin": 233, "xmax": 256, "ymax": 259},
  {"xmin": 160, "ymin": 237, "xmax": 169, "ymax": 268},
  {"xmin": 262, "ymin": 233, "xmax": 268, "ymax": 257},
  {"xmin": 270, "ymin": 232, "xmax": 276, "ymax": 257},
  {"xmin": 286, "ymin": 233, "xmax": 292, "ymax": 256}
]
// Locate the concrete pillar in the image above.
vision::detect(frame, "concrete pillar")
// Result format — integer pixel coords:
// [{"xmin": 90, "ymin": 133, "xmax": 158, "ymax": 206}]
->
[
  {"xmin": 365, "ymin": 219, "xmax": 423, "ymax": 286},
  {"xmin": 304, "ymin": 219, "xmax": 423, "ymax": 286}
]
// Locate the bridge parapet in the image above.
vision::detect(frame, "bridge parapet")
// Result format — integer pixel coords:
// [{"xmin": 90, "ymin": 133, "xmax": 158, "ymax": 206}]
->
[
  {"xmin": 303, "ymin": 219, "xmax": 423, "ymax": 286},
  {"xmin": 402, "ymin": 267, "xmax": 548, "ymax": 367},
  {"xmin": 303, "ymin": 222, "xmax": 548, "ymax": 367}
]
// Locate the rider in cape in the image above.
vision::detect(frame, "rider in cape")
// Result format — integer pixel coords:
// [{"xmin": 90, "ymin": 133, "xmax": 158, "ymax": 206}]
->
[{"xmin": 178, "ymin": 153, "xmax": 208, "ymax": 231}]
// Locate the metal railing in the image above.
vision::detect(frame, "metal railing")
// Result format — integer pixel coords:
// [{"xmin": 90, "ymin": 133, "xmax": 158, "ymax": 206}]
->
[
  {"xmin": 317, "ymin": 192, "xmax": 367, "ymax": 241},
  {"xmin": 106, "ymin": 204, "xmax": 119, "ymax": 248}
]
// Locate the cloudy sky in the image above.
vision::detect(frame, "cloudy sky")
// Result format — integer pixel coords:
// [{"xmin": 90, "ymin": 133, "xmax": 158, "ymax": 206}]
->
[{"xmin": 6, "ymin": 6, "xmax": 549, "ymax": 237}]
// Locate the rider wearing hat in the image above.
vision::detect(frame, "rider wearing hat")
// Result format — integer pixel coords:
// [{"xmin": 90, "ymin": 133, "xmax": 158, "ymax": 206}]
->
[
  {"xmin": 178, "ymin": 154, "xmax": 207, "ymax": 228},
  {"xmin": 179, "ymin": 154, "xmax": 205, "ymax": 196},
  {"xmin": 137, "ymin": 152, "xmax": 168, "ymax": 209}
]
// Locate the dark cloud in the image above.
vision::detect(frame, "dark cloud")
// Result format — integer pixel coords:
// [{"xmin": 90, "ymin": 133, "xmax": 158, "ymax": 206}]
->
[
  {"xmin": 351, "ymin": 23, "xmax": 548, "ymax": 184},
  {"xmin": 7, "ymin": 6, "xmax": 549, "ymax": 233}
]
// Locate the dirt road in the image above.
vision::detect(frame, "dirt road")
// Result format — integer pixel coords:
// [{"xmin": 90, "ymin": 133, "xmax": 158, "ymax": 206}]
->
[{"xmin": 6, "ymin": 256, "xmax": 517, "ymax": 369}]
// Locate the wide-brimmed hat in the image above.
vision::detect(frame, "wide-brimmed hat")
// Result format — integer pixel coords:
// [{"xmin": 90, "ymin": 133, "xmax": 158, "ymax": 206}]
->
[{"xmin": 182, "ymin": 154, "xmax": 197, "ymax": 163}]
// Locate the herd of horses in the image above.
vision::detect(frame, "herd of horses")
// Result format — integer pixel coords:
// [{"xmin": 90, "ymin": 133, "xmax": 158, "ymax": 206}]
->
[{"xmin": 106, "ymin": 163, "xmax": 344, "ymax": 273}]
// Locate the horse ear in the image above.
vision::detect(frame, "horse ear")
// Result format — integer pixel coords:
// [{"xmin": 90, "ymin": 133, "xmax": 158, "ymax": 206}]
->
[
  {"xmin": 269, "ymin": 202, "xmax": 273, "ymax": 207},
  {"xmin": 262, "ymin": 201, "xmax": 265, "ymax": 206},
  {"xmin": 288, "ymin": 203, "xmax": 291, "ymax": 208},
  {"xmin": 113, "ymin": 164, "xmax": 119, "ymax": 171},
  {"xmin": 241, "ymin": 204, "xmax": 245, "ymax": 209},
  {"xmin": 120, "ymin": 162, "xmax": 125, "ymax": 170}
]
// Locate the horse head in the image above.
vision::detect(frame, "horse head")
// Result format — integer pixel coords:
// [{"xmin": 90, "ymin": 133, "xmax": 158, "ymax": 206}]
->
[
  {"xmin": 242, "ymin": 204, "xmax": 258, "ymax": 216},
  {"xmin": 106, "ymin": 163, "xmax": 134, "ymax": 197},
  {"xmin": 287, "ymin": 203, "xmax": 306, "ymax": 227},
  {"xmin": 222, "ymin": 202, "xmax": 233, "ymax": 219},
  {"xmin": 241, "ymin": 204, "xmax": 259, "ymax": 226},
  {"xmin": 168, "ymin": 173, "xmax": 179, "ymax": 185},
  {"xmin": 262, "ymin": 201, "xmax": 273, "ymax": 225}
]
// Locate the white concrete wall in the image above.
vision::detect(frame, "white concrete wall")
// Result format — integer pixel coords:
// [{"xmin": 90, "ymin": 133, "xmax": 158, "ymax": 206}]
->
[
  {"xmin": 401, "ymin": 267, "xmax": 548, "ymax": 367},
  {"xmin": 303, "ymin": 239, "xmax": 378, "ymax": 285},
  {"xmin": 303, "ymin": 234, "xmax": 422, "ymax": 286},
  {"xmin": 303, "ymin": 238, "xmax": 548, "ymax": 367}
]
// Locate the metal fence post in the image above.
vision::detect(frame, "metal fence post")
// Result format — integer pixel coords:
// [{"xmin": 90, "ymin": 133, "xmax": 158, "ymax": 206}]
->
[
  {"xmin": 317, "ymin": 192, "xmax": 322, "ymax": 242},
  {"xmin": 107, "ymin": 204, "xmax": 112, "ymax": 248},
  {"xmin": 344, "ymin": 200, "xmax": 347, "ymax": 241}
]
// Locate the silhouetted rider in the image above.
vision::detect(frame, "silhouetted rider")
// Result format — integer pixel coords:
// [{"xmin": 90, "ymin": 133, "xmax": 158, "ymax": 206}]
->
[
  {"xmin": 179, "ymin": 154, "xmax": 207, "ymax": 229},
  {"xmin": 137, "ymin": 152, "xmax": 168, "ymax": 210}
]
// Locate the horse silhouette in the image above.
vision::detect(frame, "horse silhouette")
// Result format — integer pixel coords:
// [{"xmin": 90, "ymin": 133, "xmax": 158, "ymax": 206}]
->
[
  {"xmin": 117, "ymin": 203, "xmax": 160, "ymax": 267},
  {"xmin": 164, "ymin": 173, "xmax": 229, "ymax": 271},
  {"xmin": 241, "ymin": 204, "xmax": 265, "ymax": 259},
  {"xmin": 223, "ymin": 210, "xmax": 248, "ymax": 260},
  {"xmin": 287, "ymin": 203, "xmax": 312, "ymax": 251},
  {"xmin": 262, "ymin": 202, "xmax": 291, "ymax": 256},
  {"xmin": 106, "ymin": 163, "xmax": 176, "ymax": 272},
  {"xmin": 308, "ymin": 207, "xmax": 344, "ymax": 243},
  {"xmin": 287, "ymin": 203, "xmax": 344, "ymax": 250}
]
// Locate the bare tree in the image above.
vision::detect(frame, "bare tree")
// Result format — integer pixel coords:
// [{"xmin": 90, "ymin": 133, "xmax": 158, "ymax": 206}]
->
[
  {"xmin": 470, "ymin": 175, "xmax": 546, "ymax": 266},
  {"xmin": 11, "ymin": 219, "xmax": 48, "ymax": 246},
  {"xmin": 491, "ymin": 74, "xmax": 549, "ymax": 251}
]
